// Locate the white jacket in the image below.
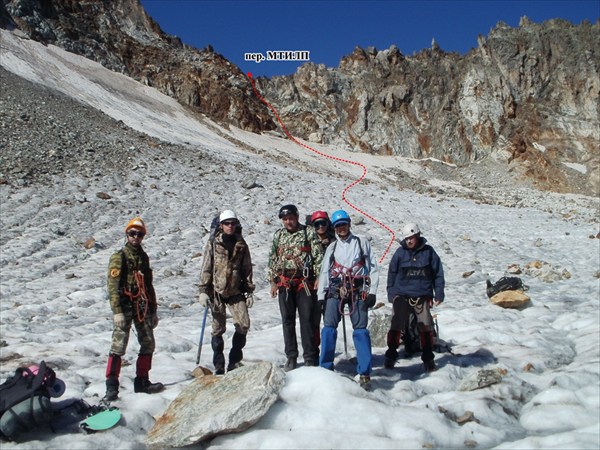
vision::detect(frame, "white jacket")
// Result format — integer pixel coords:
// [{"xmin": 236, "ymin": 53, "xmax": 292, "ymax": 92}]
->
[{"xmin": 317, "ymin": 232, "xmax": 379, "ymax": 300}]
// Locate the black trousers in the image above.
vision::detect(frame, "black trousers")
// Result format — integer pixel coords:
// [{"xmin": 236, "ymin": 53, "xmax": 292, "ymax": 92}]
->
[{"xmin": 277, "ymin": 286, "xmax": 319, "ymax": 363}]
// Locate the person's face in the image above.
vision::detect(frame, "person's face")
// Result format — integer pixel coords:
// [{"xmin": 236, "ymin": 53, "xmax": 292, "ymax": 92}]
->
[
  {"xmin": 334, "ymin": 222, "xmax": 350, "ymax": 239},
  {"xmin": 405, "ymin": 234, "xmax": 419, "ymax": 249},
  {"xmin": 220, "ymin": 219, "xmax": 239, "ymax": 235},
  {"xmin": 127, "ymin": 229, "xmax": 145, "ymax": 247},
  {"xmin": 313, "ymin": 219, "xmax": 329, "ymax": 237},
  {"xmin": 281, "ymin": 214, "xmax": 299, "ymax": 232}
]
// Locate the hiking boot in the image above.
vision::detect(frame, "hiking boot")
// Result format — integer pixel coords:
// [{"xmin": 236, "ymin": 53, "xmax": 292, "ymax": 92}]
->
[
  {"xmin": 423, "ymin": 360, "xmax": 436, "ymax": 373},
  {"xmin": 214, "ymin": 363, "xmax": 225, "ymax": 375},
  {"xmin": 104, "ymin": 377, "xmax": 119, "ymax": 401},
  {"xmin": 134, "ymin": 376, "xmax": 164, "ymax": 394},
  {"xmin": 384, "ymin": 348, "xmax": 398, "ymax": 369},
  {"xmin": 304, "ymin": 359, "xmax": 316, "ymax": 367},
  {"xmin": 227, "ymin": 361, "xmax": 243, "ymax": 372},
  {"xmin": 284, "ymin": 357, "xmax": 297, "ymax": 372},
  {"xmin": 359, "ymin": 375, "xmax": 371, "ymax": 391}
]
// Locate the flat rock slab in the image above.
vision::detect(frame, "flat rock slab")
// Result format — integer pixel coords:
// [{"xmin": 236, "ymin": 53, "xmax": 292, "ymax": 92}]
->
[
  {"xmin": 146, "ymin": 361, "xmax": 285, "ymax": 448},
  {"xmin": 490, "ymin": 290, "xmax": 531, "ymax": 309}
]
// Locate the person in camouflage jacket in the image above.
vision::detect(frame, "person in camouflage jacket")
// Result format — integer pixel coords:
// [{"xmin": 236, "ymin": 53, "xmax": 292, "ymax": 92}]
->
[
  {"xmin": 104, "ymin": 217, "xmax": 163, "ymax": 401},
  {"xmin": 268, "ymin": 204, "xmax": 324, "ymax": 371},
  {"xmin": 198, "ymin": 210, "xmax": 255, "ymax": 374}
]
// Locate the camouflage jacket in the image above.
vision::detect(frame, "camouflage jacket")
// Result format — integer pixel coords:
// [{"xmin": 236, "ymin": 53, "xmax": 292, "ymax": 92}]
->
[
  {"xmin": 107, "ymin": 243, "xmax": 157, "ymax": 315},
  {"xmin": 268, "ymin": 224, "xmax": 324, "ymax": 284},
  {"xmin": 199, "ymin": 231, "xmax": 255, "ymax": 298}
]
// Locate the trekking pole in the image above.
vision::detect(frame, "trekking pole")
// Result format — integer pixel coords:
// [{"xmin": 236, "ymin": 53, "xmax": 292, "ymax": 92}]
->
[
  {"xmin": 341, "ymin": 301, "xmax": 348, "ymax": 356},
  {"xmin": 196, "ymin": 306, "xmax": 209, "ymax": 365}
]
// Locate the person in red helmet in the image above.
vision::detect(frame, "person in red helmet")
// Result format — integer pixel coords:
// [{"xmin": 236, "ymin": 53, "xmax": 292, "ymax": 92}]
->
[
  {"xmin": 104, "ymin": 217, "xmax": 163, "ymax": 401},
  {"xmin": 310, "ymin": 210, "xmax": 336, "ymax": 252},
  {"xmin": 309, "ymin": 210, "xmax": 336, "ymax": 329}
]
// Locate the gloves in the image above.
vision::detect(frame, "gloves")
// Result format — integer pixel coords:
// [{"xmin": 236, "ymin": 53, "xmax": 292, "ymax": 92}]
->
[
  {"xmin": 198, "ymin": 293, "xmax": 210, "ymax": 307},
  {"xmin": 150, "ymin": 314, "xmax": 159, "ymax": 329},
  {"xmin": 245, "ymin": 294, "xmax": 254, "ymax": 308},
  {"xmin": 113, "ymin": 313, "xmax": 126, "ymax": 329},
  {"xmin": 318, "ymin": 299, "xmax": 326, "ymax": 315},
  {"xmin": 366, "ymin": 294, "xmax": 376, "ymax": 308}
]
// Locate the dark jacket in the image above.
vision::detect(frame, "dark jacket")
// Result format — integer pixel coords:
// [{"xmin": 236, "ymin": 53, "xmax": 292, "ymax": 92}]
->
[{"xmin": 386, "ymin": 237, "xmax": 445, "ymax": 302}]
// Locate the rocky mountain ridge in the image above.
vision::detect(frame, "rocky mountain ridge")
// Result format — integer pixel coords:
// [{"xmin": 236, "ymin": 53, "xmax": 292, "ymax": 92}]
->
[
  {"xmin": 1, "ymin": 0, "xmax": 598, "ymax": 195},
  {"xmin": 0, "ymin": 0, "xmax": 275, "ymax": 132},
  {"xmin": 257, "ymin": 17, "xmax": 599, "ymax": 194}
]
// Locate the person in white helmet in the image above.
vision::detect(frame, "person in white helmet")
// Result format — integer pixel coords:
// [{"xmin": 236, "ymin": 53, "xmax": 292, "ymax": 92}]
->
[
  {"xmin": 385, "ymin": 222, "xmax": 445, "ymax": 372},
  {"xmin": 198, "ymin": 210, "xmax": 255, "ymax": 374}
]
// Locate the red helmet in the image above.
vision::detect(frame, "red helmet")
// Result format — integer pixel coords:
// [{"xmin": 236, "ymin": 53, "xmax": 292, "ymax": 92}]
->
[{"xmin": 310, "ymin": 210, "xmax": 329, "ymax": 223}]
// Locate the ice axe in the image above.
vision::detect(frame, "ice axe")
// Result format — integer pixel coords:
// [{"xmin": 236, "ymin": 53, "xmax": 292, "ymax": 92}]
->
[{"xmin": 195, "ymin": 305, "xmax": 209, "ymax": 366}]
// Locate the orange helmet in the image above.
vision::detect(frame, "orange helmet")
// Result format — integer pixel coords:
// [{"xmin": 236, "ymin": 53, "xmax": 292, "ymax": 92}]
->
[
  {"xmin": 310, "ymin": 210, "xmax": 329, "ymax": 223},
  {"xmin": 125, "ymin": 217, "xmax": 147, "ymax": 234}
]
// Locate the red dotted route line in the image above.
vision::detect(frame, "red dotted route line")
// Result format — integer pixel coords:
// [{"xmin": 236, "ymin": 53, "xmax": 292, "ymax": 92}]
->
[{"xmin": 248, "ymin": 73, "xmax": 396, "ymax": 263}]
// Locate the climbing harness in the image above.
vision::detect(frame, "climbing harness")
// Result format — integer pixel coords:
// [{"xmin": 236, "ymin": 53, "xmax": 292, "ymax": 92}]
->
[{"xmin": 122, "ymin": 271, "xmax": 149, "ymax": 322}]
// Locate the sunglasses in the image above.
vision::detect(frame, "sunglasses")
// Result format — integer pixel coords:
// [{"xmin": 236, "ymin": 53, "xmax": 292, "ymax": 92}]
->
[
  {"xmin": 278, "ymin": 209, "xmax": 297, "ymax": 219},
  {"xmin": 334, "ymin": 222, "xmax": 349, "ymax": 228},
  {"xmin": 221, "ymin": 221, "xmax": 239, "ymax": 226},
  {"xmin": 127, "ymin": 230, "xmax": 145, "ymax": 238},
  {"xmin": 313, "ymin": 220, "xmax": 328, "ymax": 228}
]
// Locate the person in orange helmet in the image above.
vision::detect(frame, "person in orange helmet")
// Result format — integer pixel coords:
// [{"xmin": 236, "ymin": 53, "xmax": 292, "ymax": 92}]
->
[{"xmin": 104, "ymin": 217, "xmax": 163, "ymax": 401}]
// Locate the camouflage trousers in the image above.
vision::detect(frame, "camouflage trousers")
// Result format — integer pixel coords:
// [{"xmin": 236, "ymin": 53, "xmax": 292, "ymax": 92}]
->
[
  {"xmin": 110, "ymin": 304, "xmax": 156, "ymax": 356},
  {"xmin": 210, "ymin": 294, "xmax": 250, "ymax": 337}
]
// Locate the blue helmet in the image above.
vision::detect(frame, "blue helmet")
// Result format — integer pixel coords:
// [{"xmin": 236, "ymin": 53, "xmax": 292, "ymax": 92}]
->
[{"xmin": 331, "ymin": 209, "xmax": 351, "ymax": 227}]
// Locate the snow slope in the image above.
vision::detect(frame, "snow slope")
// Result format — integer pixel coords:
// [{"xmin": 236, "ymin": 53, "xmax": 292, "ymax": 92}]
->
[{"xmin": 1, "ymin": 29, "xmax": 599, "ymax": 449}]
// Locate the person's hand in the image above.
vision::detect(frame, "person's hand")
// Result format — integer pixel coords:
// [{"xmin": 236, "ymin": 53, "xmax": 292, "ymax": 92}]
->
[
  {"xmin": 366, "ymin": 294, "xmax": 376, "ymax": 308},
  {"xmin": 270, "ymin": 284, "xmax": 278, "ymax": 298},
  {"xmin": 150, "ymin": 314, "xmax": 159, "ymax": 329},
  {"xmin": 113, "ymin": 313, "xmax": 126, "ymax": 329},
  {"xmin": 318, "ymin": 299, "xmax": 325, "ymax": 314},
  {"xmin": 198, "ymin": 293, "xmax": 210, "ymax": 307},
  {"xmin": 245, "ymin": 294, "xmax": 254, "ymax": 308},
  {"xmin": 429, "ymin": 298, "xmax": 442, "ymax": 307}
]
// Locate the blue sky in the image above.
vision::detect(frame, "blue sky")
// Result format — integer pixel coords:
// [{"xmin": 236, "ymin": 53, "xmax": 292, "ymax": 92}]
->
[{"xmin": 140, "ymin": 0, "xmax": 599, "ymax": 78}]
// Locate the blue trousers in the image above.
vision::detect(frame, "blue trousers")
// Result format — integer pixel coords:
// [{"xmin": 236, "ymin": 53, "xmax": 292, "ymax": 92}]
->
[{"xmin": 319, "ymin": 296, "xmax": 372, "ymax": 375}]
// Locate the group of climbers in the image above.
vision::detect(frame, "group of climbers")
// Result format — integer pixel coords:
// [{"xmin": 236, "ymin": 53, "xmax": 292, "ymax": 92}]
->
[{"xmin": 102, "ymin": 209, "xmax": 445, "ymax": 398}]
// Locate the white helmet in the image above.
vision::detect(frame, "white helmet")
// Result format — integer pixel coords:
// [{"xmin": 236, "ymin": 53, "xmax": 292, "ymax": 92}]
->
[
  {"xmin": 219, "ymin": 210, "xmax": 238, "ymax": 223},
  {"xmin": 402, "ymin": 223, "xmax": 421, "ymax": 239}
]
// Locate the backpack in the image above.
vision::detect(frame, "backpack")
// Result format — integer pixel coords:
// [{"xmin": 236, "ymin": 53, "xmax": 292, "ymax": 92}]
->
[
  {"xmin": 486, "ymin": 276, "xmax": 528, "ymax": 298},
  {"xmin": 0, "ymin": 361, "xmax": 56, "ymax": 440}
]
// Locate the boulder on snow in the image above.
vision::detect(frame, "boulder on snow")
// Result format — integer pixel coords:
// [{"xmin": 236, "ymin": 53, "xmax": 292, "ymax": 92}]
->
[
  {"xmin": 367, "ymin": 312, "xmax": 391, "ymax": 348},
  {"xmin": 146, "ymin": 361, "xmax": 285, "ymax": 449},
  {"xmin": 490, "ymin": 290, "xmax": 530, "ymax": 308},
  {"xmin": 458, "ymin": 368, "xmax": 506, "ymax": 391}
]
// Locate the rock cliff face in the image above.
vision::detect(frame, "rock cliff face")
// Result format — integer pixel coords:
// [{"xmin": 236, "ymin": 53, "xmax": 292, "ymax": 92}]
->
[
  {"xmin": 2, "ymin": 1, "xmax": 598, "ymax": 193},
  {"xmin": 1, "ymin": 0, "xmax": 275, "ymax": 132},
  {"xmin": 257, "ymin": 17, "xmax": 599, "ymax": 193}
]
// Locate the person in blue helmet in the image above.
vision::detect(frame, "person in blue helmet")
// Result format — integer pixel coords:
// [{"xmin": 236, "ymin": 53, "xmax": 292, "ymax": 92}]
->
[{"xmin": 317, "ymin": 210, "xmax": 379, "ymax": 390}]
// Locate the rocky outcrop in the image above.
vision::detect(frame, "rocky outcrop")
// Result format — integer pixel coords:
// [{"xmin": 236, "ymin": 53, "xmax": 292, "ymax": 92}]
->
[
  {"xmin": 1, "ymin": 0, "xmax": 275, "ymax": 133},
  {"xmin": 258, "ymin": 18, "xmax": 599, "ymax": 194},
  {"xmin": 2, "ymin": 1, "xmax": 597, "ymax": 194},
  {"xmin": 146, "ymin": 362, "xmax": 285, "ymax": 449}
]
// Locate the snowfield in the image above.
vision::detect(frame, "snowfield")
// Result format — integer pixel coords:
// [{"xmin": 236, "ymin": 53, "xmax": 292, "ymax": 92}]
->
[{"xmin": 1, "ymin": 29, "xmax": 599, "ymax": 449}]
